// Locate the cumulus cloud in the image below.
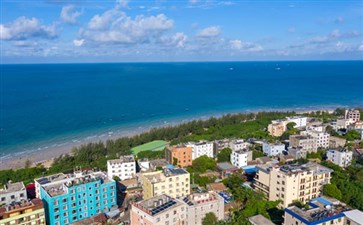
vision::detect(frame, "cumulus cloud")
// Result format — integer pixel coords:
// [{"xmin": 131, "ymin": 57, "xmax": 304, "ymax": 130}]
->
[
  {"xmin": 358, "ymin": 44, "xmax": 363, "ymax": 52},
  {"xmin": 229, "ymin": 39, "xmax": 263, "ymax": 52},
  {"xmin": 197, "ymin": 26, "xmax": 221, "ymax": 38},
  {"xmin": 82, "ymin": 9, "xmax": 174, "ymax": 44},
  {"xmin": 0, "ymin": 17, "xmax": 57, "ymax": 41},
  {"xmin": 161, "ymin": 32, "xmax": 187, "ymax": 48},
  {"xmin": 73, "ymin": 39, "xmax": 84, "ymax": 46},
  {"xmin": 60, "ymin": 5, "xmax": 82, "ymax": 24}
]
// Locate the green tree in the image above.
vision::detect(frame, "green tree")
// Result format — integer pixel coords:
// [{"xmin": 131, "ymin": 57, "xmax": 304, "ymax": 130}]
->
[
  {"xmin": 202, "ymin": 212, "xmax": 218, "ymax": 225},
  {"xmin": 24, "ymin": 159, "xmax": 32, "ymax": 169},
  {"xmin": 286, "ymin": 122, "xmax": 297, "ymax": 130},
  {"xmin": 217, "ymin": 148, "xmax": 232, "ymax": 162},
  {"xmin": 323, "ymin": 184, "xmax": 342, "ymax": 200},
  {"xmin": 326, "ymin": 125, "xmax": 339, "ymax": 136},
  {"xmin": 192, "ymin": 155, "xmax": 216, "ymax": 173},
  {"xmin": 345, "ymin": 130, "xmax": 360, "ymax": 141},
  {"xmin": 223, "ymin": 174, "xmax": 245, "ymax": 190},
  {"xmin": 112, "ymin": 175, "xmax": 120, "ymax": 182}
]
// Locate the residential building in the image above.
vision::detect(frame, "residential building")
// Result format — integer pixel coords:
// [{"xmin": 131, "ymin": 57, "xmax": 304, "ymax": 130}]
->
[
  {"xmin": 345, "ymin": 109, "xmax": 361, "ymax": 122},
  {"xmin": 138, "ymin": 159, "xmax": 151, "ymax": 172},
  {"xmin": 289, "ymin": 135, "xmax": 318, "ymax": 153},
  {"xmin": 327, "ymin": 148, "xmax": 353, "ymax": 168},
  {"xmin": 229, "ymin": 139, "xmax": 250, "ymax": 151},
  {"xmin": 35, "ymin": 173, "xmax": 73, "ymax": 199},
  {"xmin": 344, "ymin": 209, "xmax": 363, "ymax": 225},
  {"xmin": 187, "ymin": 141, "xmax": 214, "ymax": 160},
  {"xmin": 286, "ymin": 116, "xmax": 308, "ymax": 128},
  {"xmin": 181, "ymin": 191, "xmax": 224, "ymax": 225},
  {"xmin": 216, "ymin": 162, "xmax": 239, "ymax": 178},
  {"xmin": 230, "ymin": 149, "xmax": 252, "ymax": 168},
  {"xmin": 306, "ymin": 121, "xmax": 324, "ymax": 132},
  {"xmin": 165, "ymin": 145, "xmax": 193, "ymax": 168},
  {"xmin": 0, "ymin": 182, "xmax": 27, "ymax": 206},
  {"xmin": 248, "ymin": 215, "xmax": 275, "ymax": 225},
  {"xmin": 301, "ymin": 130, "xmax": 330, "ymax": 148},
  {"xmin": 37, "ymin": 170, "xmax": 117, "ymax": 225},
  {"xmin": 288, "ymin": 147, "xmax": 307, "ymax": 159},
  {"xmin": 130, "ymin": 194, "xmax": 188, "ymax": 225},
  {"xmin": 329, "ymin": 136, "xmax": 346, "ymax": 148},
  {"xmin": 0, "ymin": 199, "xmax": 45, "ymax": 225},
  {"xmin": 213, "ymin": 139, "xmax": 231, "ymax": 155},
  {"xmin": 284, "ymin": 196, "xmax": 363, "ymax": 225},
  {"xmin": 140, "ymin": 168, "xmax": 190, "ymax": 200},
  {"xmin": 348, "ymin": 121, "xmax": 363, "ymax": 131},
  {"xmin": 268, "ymin": 121, "xmax": 286, "ymax": 137},
  {"xmin": 107, "ymin": 155, "xmax": 136, "ymax": 180},
  {"xmin": 254, "ymin": 162, "xmax": 333, "ymax": 208},
  {"xmin": 336, "ymin": 118, "xmax": 355, "ymax": 129},
  {"xmin": 262, "ymin": 143, "xmax": 285, "ymax": 156}
]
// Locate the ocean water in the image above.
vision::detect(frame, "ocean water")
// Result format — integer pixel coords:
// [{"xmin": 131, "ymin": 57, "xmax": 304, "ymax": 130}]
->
[{"xmin": 1, "ymin": 61, "xmax": 363, "ymax": 157}]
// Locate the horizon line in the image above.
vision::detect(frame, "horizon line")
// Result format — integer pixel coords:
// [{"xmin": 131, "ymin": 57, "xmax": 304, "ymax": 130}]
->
[{"xmin": 1, "ymin": 59, "xmax": 363, "ymax": 65}]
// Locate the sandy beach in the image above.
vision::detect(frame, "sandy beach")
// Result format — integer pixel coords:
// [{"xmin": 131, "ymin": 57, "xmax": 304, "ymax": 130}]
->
[{"xmin": 0, "ymin": 107, "xmax": 338, "ymax": 170}]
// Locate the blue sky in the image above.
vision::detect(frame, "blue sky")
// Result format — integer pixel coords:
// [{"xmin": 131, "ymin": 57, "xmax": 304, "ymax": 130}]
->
[{"xmin": 1, "ymin": 0, "xmax": 363, "ymax": 63}]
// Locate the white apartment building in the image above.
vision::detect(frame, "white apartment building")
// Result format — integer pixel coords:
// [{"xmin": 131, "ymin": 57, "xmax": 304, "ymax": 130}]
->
[
  {"xmin": 254, "ymin": 162, "xmax": 333, "ymax": 208},
  {"xmin": 336, "ymin": 118, "xmax": 355, "ymax": 129},
  {"xmin": 107, "ymin": 155, "xmax": 136, "ymax": 180},
  {"xmin": 131, "ymin": 194, "xmax": 188, "ymax": 225},
  {"xmin": 187, "ymin": 141, "xmax": 214, "ymax": 160},
  {"xmin": 262, "ymin": 143, "xmax": 285, "ymax": 156},
  {"xmin": 301, "ymin": 130, "xmax": 330, "ymax": 148},
  {"xmin": 230, "ymin": 149, "xmax": 252, "ymax": 168},
  {"xmin": 181, "ymin": 191, "xmax": 224, "ymax": 225},
  {"xmin": 286, "ymin": 116, "xmax": 308, "ymax": 128},
  {"xmin": 289, "ymin": 135, "xmax": 318, "ymax": 153},
  {"xmin": 327, "ymin": 148, "xmax": 353, "ymax": 168},
  {"xmin": 0, "ymin": 182, "xmax": 27, "ymax": 205},
  {"xmin": 229, "ymin": 139, "xmax": 250, "ymax": 151}
]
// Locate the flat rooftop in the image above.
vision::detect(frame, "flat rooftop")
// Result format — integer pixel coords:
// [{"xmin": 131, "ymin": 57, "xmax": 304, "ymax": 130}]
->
[
  {"xmin": 40, "ymin": 171, "xmax": 111, "ymax": 197},
  {"xmin": 35, "ymin": 173, "xmax": 69, "ymax": 185},
  {"xmin": 257, "ymin": 162, "xmax": 333, "ymax": 175},
  {"xmin": 0, "ymin": 182, "xmax": 25, "ymax": 194},
  {"xmin": 217, "ymin": 162, "xmax": 239, "ymax": 171},
  {"xmin": 248, "ymin": 215, "xmax": 275, "ymax": 225},
  {"xmin": 108, "ymin": 155, "xmax": 135, "ymax": 164},
  {"xmin": 143, "ymin": 168, "xmax": 188, "ymax": 184},
  {"xmin": 133, "ymin": 194, "xmax": 182, "ymax": 216},
  {"xmin": 181, "ymin": 192, "xmax": 220, "ymax": 206},
  {"xmin": 0, "ymin": 199, "xmax": 43, "ymax": 216},
  {"xmin": 285, "ymin": 198, "xmax": 350, "ymax": 224}
]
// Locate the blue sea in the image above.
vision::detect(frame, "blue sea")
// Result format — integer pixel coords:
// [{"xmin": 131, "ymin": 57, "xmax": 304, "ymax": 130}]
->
[{"xmin": 1, "ymin": 61, "xmax": 363, "ymax": 158}]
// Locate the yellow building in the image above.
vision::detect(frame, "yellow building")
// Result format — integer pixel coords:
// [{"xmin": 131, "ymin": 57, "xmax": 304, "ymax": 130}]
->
[
  {"xmin": 267, "ymin": 121, "xmax": 286, "ymax": 137},
  {"xmin": 254, "ymin": 162, "xmax": 332, "ymax": 208},
  {"xmin": 140, "ymin": 168, "xmax": 190, "ymax": 200},
  {"xmin": 0, "ymin": 199, "xmax": 45, "ymax": 225}
]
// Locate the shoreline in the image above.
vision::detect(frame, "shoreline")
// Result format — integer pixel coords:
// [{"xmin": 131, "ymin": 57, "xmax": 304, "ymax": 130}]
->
[{"xmin": 0, "ymin": 105, "xmax": 346, "ymax": 170}]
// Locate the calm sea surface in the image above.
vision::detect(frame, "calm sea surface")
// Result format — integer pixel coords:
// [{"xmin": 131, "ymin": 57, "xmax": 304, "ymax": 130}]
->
[{"xmin": 1, "ymin": 61, "xmax": 363, "ymax": 157}]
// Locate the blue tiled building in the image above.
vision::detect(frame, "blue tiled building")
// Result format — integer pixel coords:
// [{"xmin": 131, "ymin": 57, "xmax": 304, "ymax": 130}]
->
[{"xmin": 38, "ymin": 171, "xmax": 116, "ymax": 225}]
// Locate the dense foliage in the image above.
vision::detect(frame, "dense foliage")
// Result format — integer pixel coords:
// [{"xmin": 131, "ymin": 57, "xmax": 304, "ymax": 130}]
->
[
  {"xmin": 321, "ymin": 161, "xmax": 363, "ymax": 210},
  {"xmin": 222, "ymin": 174, "xmax": 282, "ymax": 225},
  {"xmin": 192, "ymin": 156, "xmax": 216, "ymax": 173},
  {"xmin": 202, "ymin": 212, "xmax": 218, "ymax": 225},
  {"xmin": 0, "ymin": 111, "xmax": 296, "ymax": 185},
  {"xmin": 323, "ymin": 184, "xmax": 342, "ymax": 200},
  {"xmin": 217, "ymin": 148, "xmax": 232, "ymax": 162}
]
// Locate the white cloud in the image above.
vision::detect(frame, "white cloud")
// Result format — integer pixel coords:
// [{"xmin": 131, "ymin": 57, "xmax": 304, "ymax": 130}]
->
[
  {"xmin": 229, "ymin": 39, "xmax": 263, "ymax": 52},
  {"xmin": 358, "ymin": 44, "xmax": 363, "ymax": 51},
  {"xmin": 161, "ymin": 32, "xmax": 187, "ymax": 48},
  {"xmin": 73, "ymin": 39, "xmax": 85, "ymax": 46},
  {"xmin": 288, "ymin": 27, "xmax": 296, "ymax": 33},
  {"xmin": 335, "ymin": 16, "xmax": 344, "ymax": 24},
  {"xmin": 82, "ymin": 9, "xmax": 174, "ymax": 44},
  {"xmin": 60, "ymin": 5, "xmax": 82, "ymax": 24},
  {"xmin": 197, "ymin": 26, "xmax": 221, "ymax": 38},
  {"xmin": 116, "ymin": 0, "xmax": 128, "ymax": 8},
  {"xmin": 0, "ymin": 17, "xmax": 57, "ymax": 41}
]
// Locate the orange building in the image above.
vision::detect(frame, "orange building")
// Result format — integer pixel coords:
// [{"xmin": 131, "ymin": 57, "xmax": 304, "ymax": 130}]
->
[{"xmin": 165, "ymin": 146, "xmax": 193, "ymax": 167}]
